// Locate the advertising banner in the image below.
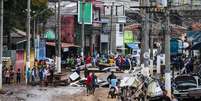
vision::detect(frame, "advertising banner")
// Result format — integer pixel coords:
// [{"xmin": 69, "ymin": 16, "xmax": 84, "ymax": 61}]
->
[
  {"xmin": 36, "ymin": 39, "xmax": 46, "ymax": 60},
  {"xmin": 61, "ymin": 16, "xmax": 75, "ymax": 43},
  {"xmin": 24, "ymin": 49, "xmax": 35, "ymax": 68},
  {"xmin": 16, "ymin": 50, "xmax": 24, "ymax": 71}
]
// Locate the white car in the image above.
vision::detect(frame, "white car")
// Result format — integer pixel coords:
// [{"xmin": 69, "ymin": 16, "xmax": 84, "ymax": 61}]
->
[{"xmin": 45, "ymin": 58, "xmax": 54, "ymax": 65}]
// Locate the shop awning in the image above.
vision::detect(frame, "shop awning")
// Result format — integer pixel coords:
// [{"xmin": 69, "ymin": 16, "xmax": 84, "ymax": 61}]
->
[
  {"xmin": 46, "ymin": 42, "xmax": 80, "ymax": 48},
  {"xmin": 126, "ymin": 42, "xmax": 140, "ymax": 50}
]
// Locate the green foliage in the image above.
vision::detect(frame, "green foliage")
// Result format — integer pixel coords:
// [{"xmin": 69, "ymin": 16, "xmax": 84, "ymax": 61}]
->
[{"xmin": 4, "ymin": 0, "xmax": 53, "ymax": 34}]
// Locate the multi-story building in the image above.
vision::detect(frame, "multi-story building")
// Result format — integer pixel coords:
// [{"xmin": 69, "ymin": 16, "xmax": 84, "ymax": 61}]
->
[
  {"xmin": 46, "ymin": 0, "xmax": 141, "ymax": 55},
  {"xmin": 99, "ymin": 0, "xmax": 140, "ymax": 54}
]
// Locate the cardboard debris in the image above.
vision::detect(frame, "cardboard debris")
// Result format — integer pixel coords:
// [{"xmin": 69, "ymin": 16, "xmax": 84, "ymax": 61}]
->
[
  {"xmin": 69, "ymin": 77, "xmax": 108, "ymax": 88},
  {"xmin": 69, "ymin": 72, "xmax": 80, "ymax": 81},
  {"xmin": 102, "ymin": 68, "xmax": 110, "ymax": 72},
  {"xmin": 102, "ymin": 67, "xmax": 118, "ymax": 72},
  {"xmin": 87, "ymin": 68, "xmax": 100, "ymax": 72},
  {"xmin": 70, "ymin": 78, "xmax": 86, "ymax": 87},
  {"xmin": 70, "ymin": 82, "xmax": 82, "ymax": 87},
  {"xmin": 120, "ymin": 77, "xmax": 140, "ymax": 87},
  {"xmin": 79, "ymin": 63, "xmax": 92, "ymax": 70}
]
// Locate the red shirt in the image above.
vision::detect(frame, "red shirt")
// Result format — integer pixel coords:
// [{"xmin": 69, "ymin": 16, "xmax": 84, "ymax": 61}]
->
[
  {"xmin": 86, "ymin": 56, "xmax": 91, "ymax": 64},
  {"xmin": 85, "ymin": 75, "xmax": 92, "ymax": 86},
  {"xmin": 120, "ymin": 57, "xmax": 125, "ymax": 64}
]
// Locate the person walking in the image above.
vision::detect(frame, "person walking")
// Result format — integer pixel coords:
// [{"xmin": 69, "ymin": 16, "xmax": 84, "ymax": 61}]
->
[
  {"xmin": 9, "ymin": 67, "xmax": 15, "ymax": 84},
  {"xmin": 38, "ymin": 62, "xmax": 44, "ymax": 82},
  {"xmin": 84, "ymin": 66, "xmax": 89, "ymax": 78},
  {"xmin": 43, "ymin": 67, "xmax": 49, "ymax": 86},
  {"xmin": 76, "ymin": 56, "xmax": 81, "ymax": 66},
  {"xmin": 5, "ymin": 68, "xmax": 10, "ymax": 84},
  {"xmin": 16, "ymin": 68, "xmax": 21, "ymax": 84},
  {"xmin": 91, "ymin": 72, "xmax": 97, "ymax": 95},
  {"xmin": 49, "ymin": 65, "xmax": 54, "ymax": 84},
  {"xmin": 26, "ymin": 68, "xmax": 31, "ymax": 84},
  {"xmin": 31, "ymin": 67, "xmax": 37, "ymax": 83},
  {"xmin": 85, "ymin": 72, "xmax": 93, "ymax": 96}
]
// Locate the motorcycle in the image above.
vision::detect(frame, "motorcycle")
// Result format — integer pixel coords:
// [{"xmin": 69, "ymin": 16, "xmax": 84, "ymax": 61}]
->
[
  {"xmin": 108, "ymin": 79, "xmax": 120, "ymax": 99},
  {"xmin": 108, "ymin": 86, "xmax": 117, "ymax": 98}
]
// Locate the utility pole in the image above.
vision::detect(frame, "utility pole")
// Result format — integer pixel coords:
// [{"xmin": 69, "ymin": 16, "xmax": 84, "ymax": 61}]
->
[
  {"xmin": 165, "ymin": 1, "xmax": 171, "ymax": 97},
  {"xmin": 139, "ymin": 0, "xmax": 150, "ymax": 78},
  {"xmin": 144, "ymin": 0, "xmax": 150, "ymax": 68},
  {"xmin": 81, "ymin": 0, "xmax": 85, "ymax": 61},
  {"xmin": 54, "ymin": 1, "xmax": 57, "ymax": 63},
  {"xmin": 56, "ymin": 0, "xmax": 61, "ymax": 73},
  {"xmin": 33, "ymin": 17, "xmax": 36, "ymax": 58},
  {"xmin": 0, "ymin": 0, "xmax": 3, "ymax": 90},
  {"xmin": 149, "ymin": 0, "xmax": 155, "ymax": 76},
  {"xmin": 109, "ymin": 2, "xmax": 114, "ymax": 54},
  {"xmin": 26, "ymin": 0, "xmax": 31, "ymax": 84}
]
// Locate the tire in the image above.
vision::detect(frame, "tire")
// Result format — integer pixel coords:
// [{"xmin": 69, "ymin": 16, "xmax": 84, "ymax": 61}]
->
[{"xmin": 111, "ymin": 92, "xmax": 116, "ymax": 98}]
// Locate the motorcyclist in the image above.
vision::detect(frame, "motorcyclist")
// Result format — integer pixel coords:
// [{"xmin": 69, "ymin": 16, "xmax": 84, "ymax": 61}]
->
[
  {"xmin": 107, "ymin": 71, "xmax": 118, "ymax": 98},
  {"xmin": 107, "ymin": 71, "xmax": 117, "ymax": 83}
]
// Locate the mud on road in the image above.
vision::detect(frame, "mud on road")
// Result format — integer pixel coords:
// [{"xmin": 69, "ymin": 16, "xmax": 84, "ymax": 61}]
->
[
  {"xmin": 0, "ymin": 85, "xmax": 116, "ymax": 101},
  {"xmin": 53, "ymin": 88, "xmax": 116, "ymax": 101}
]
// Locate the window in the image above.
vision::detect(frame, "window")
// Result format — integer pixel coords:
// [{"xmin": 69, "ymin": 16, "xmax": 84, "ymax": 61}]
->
[
  {"xmin": 131, "ymin": 0, "xmax": 139, "ymax": 1},
  {"xmin": 119, "ymin": 24, "xmax": 123, "ymax": 32},
  {"xmin": 93, "ymin": 10, "xmax": 100, "ymax": 21}
]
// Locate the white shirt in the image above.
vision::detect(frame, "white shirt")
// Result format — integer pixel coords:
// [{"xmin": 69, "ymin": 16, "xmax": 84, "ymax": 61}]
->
[{"xmin": 32, "ymin": 70, "xmax": 35, "ymax": 76}]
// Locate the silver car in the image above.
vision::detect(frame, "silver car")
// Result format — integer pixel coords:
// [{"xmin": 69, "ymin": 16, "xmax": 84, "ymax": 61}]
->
[{"xmin": 173, "ymin": 75, "xmax": 201, "ymax": 100}]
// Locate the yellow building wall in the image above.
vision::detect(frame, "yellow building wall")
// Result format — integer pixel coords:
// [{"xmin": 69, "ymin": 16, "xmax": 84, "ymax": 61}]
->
[{"xmin": 23, "ymin": 49, "xmax": 35, "ymax": 69}]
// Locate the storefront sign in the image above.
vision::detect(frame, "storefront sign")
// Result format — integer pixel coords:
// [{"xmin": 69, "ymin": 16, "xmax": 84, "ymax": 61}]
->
[
  {"xmin": 124, "ymin": 31, "xmax": 134, "ymax": 43},
  {"xmin": 78, "ymin": 0, "xmax": 93, "ymax": 24}
]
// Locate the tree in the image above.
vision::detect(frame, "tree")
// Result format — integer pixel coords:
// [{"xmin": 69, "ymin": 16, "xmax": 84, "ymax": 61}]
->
[{"xmin": 4, "ymin": 0, "xmax": 53, "ymax": 49}]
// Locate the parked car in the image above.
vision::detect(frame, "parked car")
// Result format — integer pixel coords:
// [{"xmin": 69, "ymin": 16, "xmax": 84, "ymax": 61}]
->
[
  {"xmin": 45, "ymin": 58, "xmax": 54, "ymax": 65},
  {"xmin": 173, "ymin": 75, "xmax": 201, "ymax": 100}
]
